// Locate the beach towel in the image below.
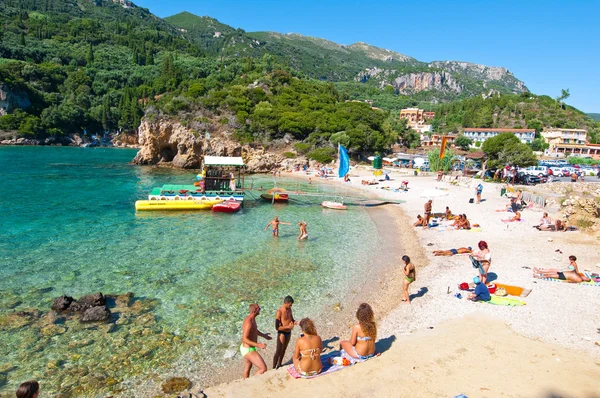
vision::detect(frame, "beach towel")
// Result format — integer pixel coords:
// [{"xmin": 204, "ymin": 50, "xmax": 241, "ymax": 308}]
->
[
  {"xmin": 287, "ymin": 351, "xmax": 377, "ymax": 379},
  {"xmin": 468, "ymin": 228, "xmax": 483, "ymax": 232},
  {"xmin": 501, "ymin": 219, "xmax": 526, "ymax": 223},
  {"xmin": 492, "ymin": 283, "xmax": 532, "ymax": 297},
  {"xmin": 535, "ymin": 270, "xmax": 600, "ymax": 287},
  {"xmin": 482, "ymin": 296, "xmax": 526, "ymax": 306}
]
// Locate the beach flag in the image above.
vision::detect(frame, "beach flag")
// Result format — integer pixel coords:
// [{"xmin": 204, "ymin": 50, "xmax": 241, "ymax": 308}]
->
[
  {"xmin": 439, "ymin": 136, "xmax": 449, "ymax": 159},
  {"xmin": 338, "ymin": 144, "xmax": 350, "ymax": 178}
]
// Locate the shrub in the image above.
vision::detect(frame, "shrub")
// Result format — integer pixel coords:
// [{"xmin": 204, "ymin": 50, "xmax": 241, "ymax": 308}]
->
[
  {"xmin": 219, "ymin": 117, "xmax": 230, "ymax": 125},
  {"xmin": 293, "ymin": 142, "xmax": 311, "ymax": 154},
  {"xmin": 283, "ymin": 151, "xmax": 296, "ymax": 159},
  {"xmin": 307, "ymin": 147, "xmax": 336, "ymax": 163},
  {"xmin": 576, "ymin": 218, "xmax": 594, "ymax": 230}
]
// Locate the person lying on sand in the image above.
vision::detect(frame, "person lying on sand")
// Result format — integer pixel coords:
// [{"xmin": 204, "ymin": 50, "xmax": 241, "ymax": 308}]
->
[
  {"xmin": 533, "ymin": 256, "xmax": 591, "ymax": 283},
  {"xmin": 339, "ymin": 303, "xmax": 377, "ymax": 360},
  {"xmin": 292, "ymin": 318, "xmax": 323, "ymax": 377},
  {"xmin": 413, "ymin": 215, "xmax": 427, "ymax": 227},
  {"xmin": 502, "ymin": 211, "xmax": 521, "ymax": 222},
  {"xmin": 433, "ymin": 247, "xmax": 472, "ymax": 256}
]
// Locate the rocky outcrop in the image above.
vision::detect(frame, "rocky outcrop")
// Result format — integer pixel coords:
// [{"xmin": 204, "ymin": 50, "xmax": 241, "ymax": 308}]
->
[
  {"xmin": 50, "ymin": 292, "xmax": 111, "ymax": 323},
  {"xmin": 0, "ymin": 83, "xmax": 31, "ymax": 116},
  {"xmin": 81, "ymin": 306, "xmax": 111, "ymax": 322},
  {"xmin": 356, "ymin": 69, "xmax": 462, "ymax": 94},
  {"xmin": 132, "ymin": 118, "xmax": 310, "ymax": 172},
  {"xmin": 428, "ymin": 61, "xmax": 528, "ymax": 93}
]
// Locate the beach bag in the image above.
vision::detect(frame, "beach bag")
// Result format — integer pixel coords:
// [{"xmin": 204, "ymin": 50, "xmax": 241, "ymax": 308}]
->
[
  {"xmin": 487, "ymin": 284, "xmax": 497, "ymax": 294},
  {"xmin": 495, "ymin": 288, "xmax": 508, "ymax": 297},
  {"xmin": 469, "ymin": 198, "xmax": 474, "ymax": 203},
  {"xmin": 459, "ymin": 282, "xmax": 469, "ymax": 291}
]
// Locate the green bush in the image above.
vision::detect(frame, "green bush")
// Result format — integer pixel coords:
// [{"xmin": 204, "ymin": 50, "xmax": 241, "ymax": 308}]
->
[
  {"xmin": 307, "ymin": 147, "xmax": 336, "ymax": 163},
  {"xmin": 293, "ymin": 142, "xmax": 311, "ymax": 154},
  {"xmin": 282, "ymin": 151, "xmax": 296, "ymax": 159}
]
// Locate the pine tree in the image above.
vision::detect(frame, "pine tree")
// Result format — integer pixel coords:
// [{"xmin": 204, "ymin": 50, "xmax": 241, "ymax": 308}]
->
[
  {"xmin": 87, "ymin": 42, "xmax": 94, "ymax": 64},
  {"xmin": 132, "ymin": 48, "xmax": 138, "ymax": 65},
  {"xmin": 19, "ymin": 32, "xmax": 26, "ymax": 46}
]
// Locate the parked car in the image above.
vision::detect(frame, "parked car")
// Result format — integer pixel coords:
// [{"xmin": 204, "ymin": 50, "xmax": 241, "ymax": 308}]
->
[
  {"xmin": 549, "ymin": 167, "xmax": 564, "ymax": 177},
  {"xmin": 523, "ymin": 166, "xmax": 549, "ymax": 177},
  {"xmin": 515, "ymin": 172, "xmax": 541, "ymax": 185}
]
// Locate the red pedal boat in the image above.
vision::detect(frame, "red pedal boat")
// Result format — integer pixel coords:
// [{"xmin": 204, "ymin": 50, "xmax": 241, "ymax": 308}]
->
[{"xmin": 212, "ymin": 200, "xmax": 241, "ymax": 213}]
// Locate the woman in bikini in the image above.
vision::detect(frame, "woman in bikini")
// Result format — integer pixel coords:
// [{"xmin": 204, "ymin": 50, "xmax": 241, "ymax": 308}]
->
[
  {"xmin": 473, "ymin": 240, "xmax": 491, "ymax": 284},
  {"xmin": 292, "ymin": 318, "xmax": 323, "ymax": 376},
  {"xmin": 401, "ymin": 255, "xmax": 416, "ymax": 303},
  {"xmin": 339, "ymin": 303, "xmax": 376, "ymax": 360},
  {"xmin": 534, "ymin": 255, "xmax": 590, "ymax": 283}
]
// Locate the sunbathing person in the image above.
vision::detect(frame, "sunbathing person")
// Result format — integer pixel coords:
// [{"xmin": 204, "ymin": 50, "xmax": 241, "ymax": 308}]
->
[
  {"xmin": 555, "ymin": 219, "xmax": 567, "ymax": 232},
  {"xmin": 454, "ymin": 214, "xmax": 471, "ymax": 230},
  {"xmin": 433, "ymin": 246, "xmax": 472, "ymax": 256},
  {"xmin": 339, "ymin": 303, "xmax": 376, "ymax": 360},
  {"xmin": 413, "ymin": 215, "xmax": 427, "ymax": 227},
  {"xmin": 534, "ymin": 212, "xmax": 553, "ymax": 230},
  {"xmin": 534, "ymin": 256, "xmax": 590, "ymax": 283},
  {"xmin": 502, "ymin": 211, "xmax": 521, "ymax": 222},
  {"xmin": 292, "ymin": 318, "xmax": 323, "ymax": 377},
  {"xmin": 451, "ymin": 214, "xmax": 464, "ymax": 228},
  {"xmin": 444, "ymin": 206, "xmax": 456, "ymax": 220}
]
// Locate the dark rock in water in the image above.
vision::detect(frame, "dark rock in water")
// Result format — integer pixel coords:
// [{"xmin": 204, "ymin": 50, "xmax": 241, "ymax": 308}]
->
[
  {"xmin": 161, "ymin": 377, "xmax": 192, "ymax": 394},
  {"xmin": 51, "ymin": 296, "xmax": 74, "ymax": 311},
  {"xmin": 81, "ymin": 306, "xmax": 111, "ymax": 322},
  {"xmin": 78, "ymin": 292, "xmax": 106, "ymax": 307},
  {"xmin": 70, "ymin": 293, "xmax": 106, "ymax": 313}
]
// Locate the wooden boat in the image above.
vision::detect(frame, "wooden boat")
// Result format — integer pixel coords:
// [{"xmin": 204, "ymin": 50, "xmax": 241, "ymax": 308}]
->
[
  {"xmin": 212, "ymin": 200, "xmax": 241, "ymax": 213},
  {"xmin": 321, "ymin": 201, "xmax": 347, "ymax": 210},
  {"xmin": 260, "ymin": 188, "xmax": 289, "ymax": 203}
]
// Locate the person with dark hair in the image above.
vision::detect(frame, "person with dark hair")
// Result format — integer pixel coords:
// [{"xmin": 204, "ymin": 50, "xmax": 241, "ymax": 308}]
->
[
  {"xmin": 413, "ymin": 215, "xmax": 427, "ymax": 227},
  {"xmin": 423, "ymin": 200, "xmax": 433, "ymax": 228},
  {"xmin": 292, "ymin": 318, "xmax": 323, "ymax": 376},
  {"xmin": 273, "ymin": 296, "xmax": 298, "ymax": 369},
  {"xmin": 339, "ymin": 303, "xmax": 377, "ymax": 360},
  {"xmin": 534, "ymin": 256, "xmax": 591, "ymax": 283},
  {"xmin": 473, "ymin": 241, "xmax": 491, "ymax": 283},
  {"xmin": 401, "ymin": 255, "xmax": 416, "ymax": 303},
  {"xmin": 240, "ymin": 303, "xmax": 272, "ymax": 378},
  {"xmin": 433, "ymin": 247, "xmax": 473, "ymax": 256},
  {"xmin": 16, "ymin": 381, "xmax": 39, "ymax": 398}
]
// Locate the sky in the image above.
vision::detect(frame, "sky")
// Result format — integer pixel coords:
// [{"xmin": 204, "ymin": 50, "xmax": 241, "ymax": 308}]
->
[{"xmin": 134, "ymin": 0, "xmax": 600, "ymax": 113}]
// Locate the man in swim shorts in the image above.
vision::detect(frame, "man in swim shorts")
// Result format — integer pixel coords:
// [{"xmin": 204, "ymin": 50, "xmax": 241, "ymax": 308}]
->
[
  {"xmin": 241, "ymin": 303, "xmax": 272, "ymax": 378},
  {"xmin": 297, "ymin": 221, "xmax": 308, "ymax": 240},
  {"xmin": 433, "ymin": 247, "xmax": 472, "ymax": 256},
  {"xmin": 265, "ymin": 216, "xmax": 290, "ymax": 237},
  {"xmin": 423, "ymin": 200, "xmax": 433, "ymax": 228},
  {"xmin": 273, "ymin": 296, "xmax": 298, "ymax": 369}
]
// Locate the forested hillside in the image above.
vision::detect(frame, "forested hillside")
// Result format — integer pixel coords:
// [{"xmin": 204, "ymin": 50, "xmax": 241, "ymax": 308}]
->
[{"xmin": 432, "ymin": 92, "xmax": 600, "ymax": 144}]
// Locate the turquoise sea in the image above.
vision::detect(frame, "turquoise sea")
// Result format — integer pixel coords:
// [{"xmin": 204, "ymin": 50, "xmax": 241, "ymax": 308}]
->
[{"xmin": 0, "ymin": 146, "xmax": 380, "ymax": 396}]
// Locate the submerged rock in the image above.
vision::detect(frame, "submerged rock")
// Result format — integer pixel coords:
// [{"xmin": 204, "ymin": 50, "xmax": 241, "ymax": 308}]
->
[
  {"xmin": 70, "ymin": 292, "xmax": 106, "ymax": 312},
  {"xmin": 161, "ymin": 377, "xmax": 192, "ymax": 394},
  {"xmin": 51, "ymin": 295, "xmax": 74, "ymax": 311},
  {"xmin": 40, "ymin": 324, "xmax": 67, "ymax": 337},
  {"xmin": 115, "ymin": 292, "xmax": 134, "ymax": 308},
  {"xmin": 81, "ymin": 306, "xmax": 111, "ymax": 323}
]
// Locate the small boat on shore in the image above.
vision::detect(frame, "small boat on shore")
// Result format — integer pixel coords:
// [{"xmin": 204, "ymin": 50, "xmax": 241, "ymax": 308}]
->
[
  {"xmin": 135, "ymin": 199, "xmax": 223, "ymax": 211},
  {"xmin": 212, "ymin": 200, "xmax": 241, "ymax": 213},
  {"xmin": 322, "ymin": 201, "xmax": 347, "ymax": 210}
]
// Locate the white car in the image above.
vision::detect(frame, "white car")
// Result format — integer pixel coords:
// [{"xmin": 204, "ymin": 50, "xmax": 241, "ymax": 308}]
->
[{"xmin": 549, "ymin": 167, "xmax": 564, "ymax": 177}]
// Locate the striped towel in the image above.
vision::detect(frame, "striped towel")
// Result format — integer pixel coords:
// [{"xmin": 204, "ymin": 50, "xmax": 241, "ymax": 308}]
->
[{"xmin": 536, "ymin": 270, "xmax": 600, "ymax": 287}]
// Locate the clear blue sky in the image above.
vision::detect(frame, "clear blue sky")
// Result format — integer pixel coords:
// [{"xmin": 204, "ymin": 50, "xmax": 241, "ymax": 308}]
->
[{"xmin": 135, "ymin": 0, "xmax": 599, "ymax": 112}]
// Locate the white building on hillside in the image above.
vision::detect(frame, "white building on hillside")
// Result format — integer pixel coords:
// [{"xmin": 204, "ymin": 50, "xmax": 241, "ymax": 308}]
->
[{"xmin": 462, "ymin": 128, "xmax": 535, "ymax": 146}]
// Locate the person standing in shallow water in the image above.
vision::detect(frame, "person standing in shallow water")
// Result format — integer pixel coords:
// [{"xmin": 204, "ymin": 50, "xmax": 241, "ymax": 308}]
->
[
  {"xmin": 297, "ymin": 221, "xmax": 308, "ymax": 240},
  {"xmin": 240, "ymin": 304, "xmax": 272, "ymax": 378},
  {"xmin": 273, "ymin": 296, "xmax": 298, "ymax": 369},
  {"xmin": 16, "ymin": 381, "xmax": 39, "ymax": 398},
  {"xmin": 265, "ymin": 216, "xmax": 290, "ymax": 237}
]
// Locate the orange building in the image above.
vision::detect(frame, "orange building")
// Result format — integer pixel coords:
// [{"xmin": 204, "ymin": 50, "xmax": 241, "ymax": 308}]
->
[
  {"xmin": 421, "ymin": 134, "xmax": 457, "ymax": 147},
  {"xmin": 400, "ymin": 108, "xmax": 435, "ymax": 123}
]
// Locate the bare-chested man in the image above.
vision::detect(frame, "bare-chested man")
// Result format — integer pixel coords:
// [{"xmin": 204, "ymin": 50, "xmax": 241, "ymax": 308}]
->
[
  {"xmin": 273, "ymin": 296, "xmax": 298, "ymax": 369},
  {"xmin": 240, "ymin": 303, "xmax": 272, "ymax": 378},
  {"xmin": 297, "ymin": 221, "xmax": 308, "ymax": 240},
  {"xmin": 264, "ymin": 216, "xmax": 291, "ymax": 237}
]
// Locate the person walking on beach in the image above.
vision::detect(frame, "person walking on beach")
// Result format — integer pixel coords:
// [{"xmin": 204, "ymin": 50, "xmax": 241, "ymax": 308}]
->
[
  {"xmin": 475, "ymin": 182, "xmax": 483, "ymax": 204},
  {"xmin": 16, "ymin": 381, "xmax": 39, "ymax": 398},
  {"xmin": 273, "ymin": 296, "xmax": 298, "ymax": 369},
  {"xmin": 240, "ymin": 304, "xmax": 272, "ymax": 378},
  {"xmin": 423, "ymin": 200, "xmax": 433, "ymax": 228},
  {"xmin": 265, "ymin": 216, "xmax": 291, "ymax": 237},
  {"xmin": 401, "ymin": 255, "xmax": 416, "ymax": 303}
]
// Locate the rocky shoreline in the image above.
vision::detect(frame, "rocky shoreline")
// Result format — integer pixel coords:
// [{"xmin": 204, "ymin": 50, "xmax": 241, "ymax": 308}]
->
[{"xmin": 0, "ymin": 133, "xmax": 139, "ymax": 148}]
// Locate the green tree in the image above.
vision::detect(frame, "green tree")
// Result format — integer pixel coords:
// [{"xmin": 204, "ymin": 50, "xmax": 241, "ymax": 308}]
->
[
  {"xmin": 86, "ymin": 42, "xmax": 94, "ymax": 64},
  {"xmin": 19, "ymin": 32, "xmax": 26, "ymax": 46},
  {"xmin": 145, "ymin": 50, "xmax": 154, "ymax": 66},
  {"xmin": 427, "ymin": 147, "xmax": 456, "ymax": 172},
  {"xmin": 555, "ymin": 88, "xmax": 570, "ymax": 108},
  {"xmin": 482, "ymin": 132, "xmax": 537, "ymax": 169},
  {"xmin": 454, "ymin": 135, "xmax": 472, "ymax": 151},
  {"xmin": 530, "ymin": 138, "xmax": 549, "ymax": 152}
]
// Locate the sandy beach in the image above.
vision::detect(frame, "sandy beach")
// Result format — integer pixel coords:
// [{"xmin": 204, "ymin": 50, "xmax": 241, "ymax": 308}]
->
[{"xmin": 200, "ymin": 167, "xmax": 600, "ymax": 397}]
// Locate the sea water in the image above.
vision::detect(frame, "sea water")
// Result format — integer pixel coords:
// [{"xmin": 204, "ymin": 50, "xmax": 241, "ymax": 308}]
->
[{"xmin": 0, "ymin": 146, "xmax": 380, "ymax": 396}]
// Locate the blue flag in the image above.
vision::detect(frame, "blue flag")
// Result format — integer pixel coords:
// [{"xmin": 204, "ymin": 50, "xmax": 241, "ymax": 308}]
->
[{"xmin": 338, "ymin": 144, "xmax": 350, "ymax": 178}]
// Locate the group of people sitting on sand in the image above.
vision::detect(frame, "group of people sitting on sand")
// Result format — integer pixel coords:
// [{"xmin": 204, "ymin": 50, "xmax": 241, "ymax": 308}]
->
[
  {"xmin": 413, "ymin": 202, "xmax": 472, "ymax": 230},
  {"xmin": 241, "ymin": 298, "xmax": 377, "ymax": 379},
  {"xmin": 361, "ymin": 179, "xmax": 378, "ymax": 185}
]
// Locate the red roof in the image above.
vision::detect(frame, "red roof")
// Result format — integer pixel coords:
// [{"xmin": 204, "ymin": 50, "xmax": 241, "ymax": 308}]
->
[{"xmin": 463, "ymin": 128, "xmax": 535, "ymax": 133}]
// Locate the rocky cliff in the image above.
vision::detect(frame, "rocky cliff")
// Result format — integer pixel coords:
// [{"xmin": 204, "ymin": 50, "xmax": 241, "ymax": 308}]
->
[
  {"xmin": 0, "ymin": 82, "xmax": 31, "ymax": 116},
  {"xmin": 357, "ymin": 68, "xmax": 462, "ymax": 94},
  {"xmin": 132, "ymin": 118, "xmax": 308, "ymax": 172}
]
